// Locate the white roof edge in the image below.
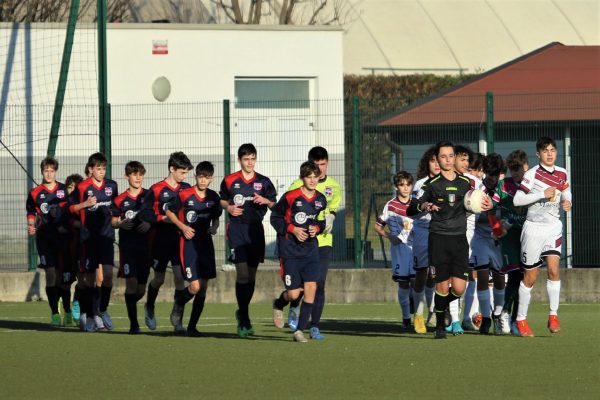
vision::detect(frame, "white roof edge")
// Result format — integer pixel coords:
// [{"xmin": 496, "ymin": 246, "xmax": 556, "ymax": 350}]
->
[{"xmin": 0, "ymin": 22, "xmax": 343, "ymax": 32}]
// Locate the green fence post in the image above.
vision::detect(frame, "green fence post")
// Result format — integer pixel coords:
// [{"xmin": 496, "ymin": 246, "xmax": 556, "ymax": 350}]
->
[
  {"xmin": 352, "ymin": 96, "xmax": 363, "ymax": 268},
  {"xmin": 223, "ymin": 99, "xmax": 231, "ymax": 263},
  {"xmin": 97, "ymin": 0, "xmax": 111, "ymax": 177},
  {"xmin": 486, "ymin": 91, "xmax": 494, "ymax": 154},
  {"xmin": 48, "ymin": 0, "xmax": 80, "ymax": 157}
]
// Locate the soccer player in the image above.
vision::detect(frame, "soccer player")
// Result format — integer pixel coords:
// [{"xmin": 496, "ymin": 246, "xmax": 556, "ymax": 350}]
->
[
  {"xmin": 513, "ymin": 137, "xmax": 571, "ymax": 337},
  {"xmin": 220, "ymin": 143, "xmax": 277, "ymax": 337},
  {"xmin": 272, "ymin": 146, "xmax": 341, "ymax": 339},
  {"xmin": 143, "ymin": 152, "xmax": 193, "ymax": 333},
  {"xmin": 110, "ymin": 161, "xmax": 152, "ymax": 334},
  {"xmin": 469, "ymin": 153, "xmax": 506, "ymax": 334},
  {"xmin": 26, "ymin": 157, "xmax": 69, "ymax": 326},
  {"xmin": 270, "ymin": 161, "xmax": 327, "ymax": 342},
  {"xmin": 166, "ymin": 161, "xmax": 222, "ymax": 337},
  {"xmin": 495, "ymin": 150, "xmax": 529, "ymax": 335},
  {"xmin": 64, "ymin": 173, "xmax": 84, "ymax": 325},
  {"xmin": 407, "ymin": 141, "xmax": 492, "ymax": 339},
  {"xmin": 411, "ymin": 147, "xmax": 440, "ymax": 332},
  {"xmin": 69, "ymin": 152, "xmax": 118, "ymax": 331},
  {"xmin": 374, "ymin": 171, "xmax": 415, "ymax": 332}
]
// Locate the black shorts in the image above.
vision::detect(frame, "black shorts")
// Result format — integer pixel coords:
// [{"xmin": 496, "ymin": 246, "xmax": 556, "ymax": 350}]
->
[
  {"xmin": 227, "ymin": 222, "xmax": 265, "ymax": 268},
  {"xmin": 150, "ymin": 228, "xmax": 181, "ymax": 272},
  {"xmin": 280, "ymin": 256, "xmax": 320, "ymax": 290},
  {"xmin": 118, "ymin": 245, "xmax": 151, "ymax": 284},
  {"xmin": 180, "ymin": 236, "xmax": 216, "ymax": 282},
  {"xmin": 428, "ymin": 233, "xmax": 469, "ymax": 283},
  {"xmin": 35, "ymin": 230, "xmax": 61, "ymax": 269},
  {"xmin": 79, "ymin": 235, "xmax": 115, "ymax": 272}
]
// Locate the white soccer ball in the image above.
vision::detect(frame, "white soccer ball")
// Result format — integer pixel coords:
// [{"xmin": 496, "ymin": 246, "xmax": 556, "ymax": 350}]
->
[{"xmin": 463, "ymin": 189, "xmax": 488, "ymax": 214}]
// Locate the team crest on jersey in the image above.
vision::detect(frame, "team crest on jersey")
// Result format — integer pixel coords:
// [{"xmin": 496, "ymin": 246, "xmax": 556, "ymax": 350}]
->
[
  {"xmin": 253, "ymin": 182, "xmax": 263, "ymax": 191},
  {"xmin": 105, "ymin": 187, "xmax": 113, "ymax": 196},
  {"xmin": 448, "ymin": 194, "xmax": 456, "ymax": 206},
  {"xmin": 56, "ymin": 190, "xmax": 65, "ymax": 199},
  {"xmin": 315, "ymin": 201, "xmax": 323, "ymax": 209},
  {"xmin": 325, "ymin": 186, "xmax": 332, "ymax": 196}
]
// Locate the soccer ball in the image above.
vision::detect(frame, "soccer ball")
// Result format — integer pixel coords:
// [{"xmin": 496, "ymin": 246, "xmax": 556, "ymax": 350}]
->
[{"xmin": 463, "ymin": 189, "xmax": 488, "ymax": 214}]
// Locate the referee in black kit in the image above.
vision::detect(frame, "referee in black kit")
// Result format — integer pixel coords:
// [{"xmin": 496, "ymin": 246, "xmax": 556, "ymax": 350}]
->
[{"xmin": 408, "ymin": 141, "xmax": 492, "ymax": 339}]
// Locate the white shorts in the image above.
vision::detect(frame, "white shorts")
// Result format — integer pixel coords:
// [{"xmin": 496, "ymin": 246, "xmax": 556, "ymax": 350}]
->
[
  {"xmin": 391, "ymin": 243, "xmax": 415, "ymax": 282},
  {"xmin": 470, "ymin": 231, "xmax": 503, "ymax": 271},
  {"xmin": 520, "ymin": 220, "xmax": 563, "ymax": 268},
  {"xmin": 412, "ymin": 228, "xmax": 429, "ymax": 269}
]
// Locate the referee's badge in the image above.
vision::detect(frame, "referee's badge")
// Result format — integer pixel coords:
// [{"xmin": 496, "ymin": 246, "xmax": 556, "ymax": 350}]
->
[{"xmin": 448, "ymin": 193, "xmax": 456, "ymax": 206}]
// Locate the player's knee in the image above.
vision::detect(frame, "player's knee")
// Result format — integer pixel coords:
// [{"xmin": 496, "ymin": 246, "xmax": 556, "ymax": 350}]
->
[
  {"xmin": 188, "ymin": 280, "xmax": 201, "ymax": 295},
  {"xmin": 235, "ymin": 263, "xmax": 250, "ymax": 284},
  {"xmin": 398, "ymin": 281, "xmax": 410, "ymax": 289},
  {"xmin": 152, "ymin": 272, "xmax": 166, "ymax": 287},
  {"xmin": 125, "ymin": 278, "xmax": 138, "ymax": 293},
  {"xmin": 44, "ymin": 268, "xmax": 56, "ymax": 286}
]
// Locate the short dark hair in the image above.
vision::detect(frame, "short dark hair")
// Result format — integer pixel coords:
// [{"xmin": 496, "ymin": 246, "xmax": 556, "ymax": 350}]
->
[
  {"xmin": 435, "ymin": 141, "xmax": 455, "ymax": 157},
  {"xmin": 416, "ymin": 146, "xmax": 436, "ymax": 179},
  {"xmin": 238, "ymin": 143, "xmax": 257, "ymax": 159},
  {"xmin": 87, "ymin": 152, "xmax": 107, "ymax": 168},
  {"xmin": 300, "ymin": 161, "xmax": 320, "ymax": 178},
  {"xmin": 308, "ymin": 146, "xmax": 329, "ymax": 162},
  {"xmin": 482, "ymin": 153, "xmax": 505, "ymax": 178},
  {"xmin": 454, "ymin": 144, "xmax": 473, "ymax": 162},
  {"xmin": 125, "ymin": 161, "xmax": 146, "ymax": 176},
  {"xmin": 505, "ymin": 149, "xmax": 529, "ymax": 171},
  {"xmin": 65, "ymin": 173, "xmax": 83, "ymax": 187},
  {"xmin": 536, "ymin": 136, "xmax": 556, "ymax": 151},
  {"xmin": 40, "ymin": 156, "xmax": 58, "ymax": 172},
  {"xmin": 168, "ymin": 151, "xmax": 193, "ymax": 171},
  {"xmin": 469, "ymin": 152, "xmax": 484, "ymax": 171},
  {"xmin": 393, "ymin": 171, "xmax": 414, "ymax": 187},
  {"xmin": 195, "ymin": 161, "xmax": 214, "ymax": 177}
]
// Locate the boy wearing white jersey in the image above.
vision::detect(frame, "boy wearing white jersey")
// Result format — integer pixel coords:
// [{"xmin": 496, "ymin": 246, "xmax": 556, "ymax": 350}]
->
[{"xmin": 513, "ymin": 137, "xmax": 571, "ymax": 337}]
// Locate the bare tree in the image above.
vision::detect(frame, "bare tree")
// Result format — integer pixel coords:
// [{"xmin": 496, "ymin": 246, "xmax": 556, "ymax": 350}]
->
[{"xmin": 0, "ymin": 0, "xmax": 130, "ymax": 23}]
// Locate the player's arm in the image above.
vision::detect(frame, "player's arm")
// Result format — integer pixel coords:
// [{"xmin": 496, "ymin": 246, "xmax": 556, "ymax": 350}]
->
[
  {"xmin": 68, "ymin": 186, "xmax": 96, "ymax": 214},
  {"xmin": 560, "ymin": 180, "xmax": 572, "ymax": 212},
  {"xmin": 165, "ymin": 197, "xmax": 195, "ymax": 239},
  {"xmin": 407, "ymin": 183, "xmax": 438, "ymax": 215},
  {"xmin": 26, "ymin": 192, "xmax": 37, "ymax": 235},
  {"xmin": 309, "ymin": 200, "xmax": 327, "ymax": 237},
  {"xmin": 253, "ymin": 178, "xmax": 277, "ymax": 209},
  {"xmin": 374, "ymin": 203, "xmax": 401, "ymax": 245},
  {"xmin": 323, "ymin": 180, "xmax": 342, "ymax": 234},
  {"xmin": 208, "ymin": 193, "xmax": 223, "ymax": 235}
]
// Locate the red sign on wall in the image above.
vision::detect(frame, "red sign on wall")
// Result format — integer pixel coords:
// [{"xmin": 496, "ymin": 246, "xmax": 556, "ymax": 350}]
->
[{"xmin": 152, "ymin": 40, "xmax": 168, "ymax": 55}]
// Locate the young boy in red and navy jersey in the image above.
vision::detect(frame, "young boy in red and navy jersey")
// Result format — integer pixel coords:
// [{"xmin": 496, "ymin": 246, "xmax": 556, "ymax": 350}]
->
[
  {"xmin": 143, "ymin": 152, "xmax": 193, "ymax": 333},
  {"xmin": 110, "ymin": 161, "xmax": 152, "ymax": 334},
  {"xmin": 220, "ymin": 143, "xmax": 277, "ymax": 337},
  {"xmin": 270, "ymin": 161, "xmax": 327, "ymax": 342},
  {"xmin": 26, "ymin": 156, "xmax": 69, "ymax": 326},
  {"xmin": 165, "ymin": 161, "xmax": 222, "ymax": 337},
  {"xmin": 69, "ymin": 152, "xmax": 118, "ymax": 331}
]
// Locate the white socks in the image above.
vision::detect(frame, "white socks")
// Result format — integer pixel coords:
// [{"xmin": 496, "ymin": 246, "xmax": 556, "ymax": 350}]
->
[
  {"xmin": 547, "ymin": 279, "xmax": 561, "ymax": 316},
  {"xmin": 516, "ymin": 281, "xmax": 533, "ymax": 321}
]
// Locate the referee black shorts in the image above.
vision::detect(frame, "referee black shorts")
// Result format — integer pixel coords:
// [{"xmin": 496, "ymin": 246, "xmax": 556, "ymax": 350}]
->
[{"xmin": 428, "ymin": 232, "xmax": 469, "ymax": 283}]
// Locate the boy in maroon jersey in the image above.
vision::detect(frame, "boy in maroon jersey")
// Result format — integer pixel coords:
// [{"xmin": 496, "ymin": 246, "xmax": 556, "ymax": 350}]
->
[
  {"xmin": 69, "ymin": 152, "xmax": 118, "ymax": 331},
  {"xmin": 142, "ymin": 152, "xmax": 193, "ymax": 333},
  {"xmin": 166, "ymin": 161, "xmax": 222, "ymax": 336},
  {"xmin": 220, "ymin": 143, "xmax": 277, "ymax": 337},
  {"xmin": 26, "ymin": 156, "xmax": 69, "ymax": 326},
  {"xmin": 111, "ymin": 161, "xmax": 152, "ymax": 334}
]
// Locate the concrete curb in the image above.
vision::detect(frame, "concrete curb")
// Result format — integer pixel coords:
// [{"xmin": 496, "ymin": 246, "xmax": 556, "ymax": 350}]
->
[{"xmin": 1, "ymin": 268, "xmax": 598, "ymax": 303}]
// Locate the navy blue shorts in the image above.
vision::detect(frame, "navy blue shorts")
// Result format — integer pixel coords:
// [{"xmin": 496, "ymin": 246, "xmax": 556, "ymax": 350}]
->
[
  {"xmin": 180, "ymin": 236, "xmax": 216, "ymax": 282},
  {"xmin": 79, "ymin": 235, "xmax": 114, "ymax": 272},
  {"xmin": 150, "ymin": 227, "xmax": 181, "ymax": 272},
  {"xmin": 227, "ymin": 222, "xmax": 265, "ymax": 268},
  {"xmin": 280, "ymin": 256, "xmax": 320, "ymax": 290},
  {"xmin": 35, "ymin": 230, "xmax": 61, "ymax": 269},
  {"xmin": 118, "ymin": 245, "xmax": 151, "ymax": 284}
]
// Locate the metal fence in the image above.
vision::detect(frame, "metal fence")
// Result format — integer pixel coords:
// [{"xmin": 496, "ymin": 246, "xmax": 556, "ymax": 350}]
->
[{"xmin": 1, "ymin": 93, "xmax": 599, "ymax": 271}]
